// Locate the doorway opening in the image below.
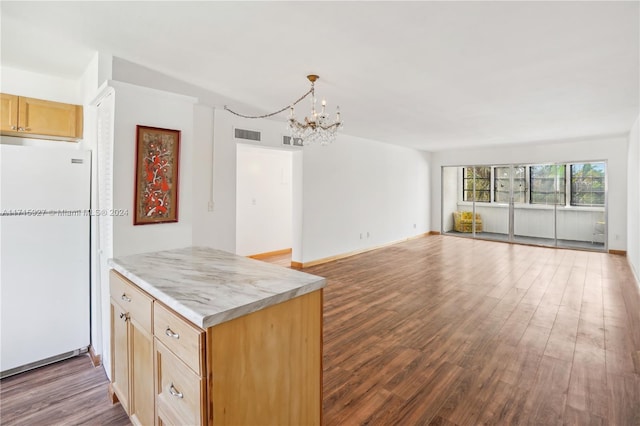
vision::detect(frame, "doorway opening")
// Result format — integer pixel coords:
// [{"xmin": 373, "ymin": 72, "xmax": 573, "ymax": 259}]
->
[{"xmin": 236, "ymin": 143, "xmax": 302, "ymax": 265}]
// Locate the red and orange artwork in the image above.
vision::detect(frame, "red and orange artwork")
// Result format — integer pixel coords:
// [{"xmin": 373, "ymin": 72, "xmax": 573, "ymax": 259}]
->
[{"xmin": 134, "ymin": 126, "xmax": 180, "ymax": 225}]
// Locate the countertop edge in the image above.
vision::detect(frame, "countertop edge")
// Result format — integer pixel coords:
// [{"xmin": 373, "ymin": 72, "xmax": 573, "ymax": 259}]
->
[
  {"xmin": 109, "ymin": 261, "xmax": 203, "ymax": 326},
  {"xmin": 108, "ymin": 259, "xmax": 326, "ymax": 329},
  {"xmin": 200, "ymin": 279, "xmax": 326, "ymax": 328}
]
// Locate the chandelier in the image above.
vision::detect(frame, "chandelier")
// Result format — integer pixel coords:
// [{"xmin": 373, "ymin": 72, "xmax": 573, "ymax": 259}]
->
[{"xmin": 224, "ymin": 74, "xmax": 342, "ymax": 146}]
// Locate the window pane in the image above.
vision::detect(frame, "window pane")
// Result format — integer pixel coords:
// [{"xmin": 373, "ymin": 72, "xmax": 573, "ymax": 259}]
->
[
  {"xmin": 463, "ymin": 166, "xmax": 491, "ymax": 202},
  {"xmin": 571, "ymin": 162, "xmax": 605, "ymax": 206},
  {"xmin": 530, "ymin": 165, "xmax": 565, "ymax": 205},
  {"xmin": 494, "ymin": 166, "xmax": 525, "ymax": 203}
]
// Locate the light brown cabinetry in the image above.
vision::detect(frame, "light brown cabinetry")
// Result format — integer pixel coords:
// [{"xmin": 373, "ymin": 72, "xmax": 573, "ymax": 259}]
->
[
  {"xmin": 156, "ymin": 339, "xmax": 206, "ymax": 426},
  {"xmin": 154, "ymin": 302, "xmax": 206, "ymax": 426},
  {"xmin": 110, "ymin": 270, "xmax": 322, "ymax": 426},
  {"xmin": 110, "ymin": 299, "xmax": 130, "ymax": 413},
  {"xmin": 109, "ymin": 271, "xmax": 155, "ymax": 426},
  {"xmin": 0, "ymin": 94, "xmax": 19, "ymax": 133},
  {"xmin": 154, "ymin": 303, "xmax": 205, "ymax": 375},
  {"xmin": 0, "ymin": 93, "xmax": 83, "ymax": 140},
  {"xmin": 208, "ymin": 289, "xmax": 322, "ymax": 426}
]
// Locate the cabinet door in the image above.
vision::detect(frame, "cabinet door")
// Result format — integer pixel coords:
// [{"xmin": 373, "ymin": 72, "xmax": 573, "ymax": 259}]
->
[
  {"xmin": 0, "ymin": 94, "xmax": 18, "ymax": 132},
  {"xmin": 129, "ymin": 318, "xmax": 154, "ymax": 426},
  {"xmin": 110, "ymin": 299, "xmax": 130, "ymax": 414},
  {"xmin": 18, "ymin": 96, "xmax": 82, "ymax": 138}
]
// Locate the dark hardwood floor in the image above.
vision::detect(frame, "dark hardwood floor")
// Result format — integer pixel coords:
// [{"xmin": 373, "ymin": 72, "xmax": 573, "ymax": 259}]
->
[
  {"xmin": 0, "ymin": 354, "xmax": 130, "ymax": 425},
  {"xmin": 2, "ymin": 235, "xmax": 639, "ymax": 425},
  {"xmin": 309, "ymin": 236, "xmax": 640, "ymax": 425}
]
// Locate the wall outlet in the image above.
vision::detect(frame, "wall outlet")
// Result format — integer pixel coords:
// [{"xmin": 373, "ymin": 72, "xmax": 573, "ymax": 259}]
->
[
  {"xmin": 367, "ymin": 231, "xmax": 370, "ymax": 238},
  {"xmin": 413, "ymin": 223, "xmax": 417, "ymax": 229},
  {"xmin": 360, "ymin": 233, "xmax": 363, "ymax": 239},
  {"xmin": 207, "ymin": 201, "xmax": 214, "ymax": 212}
]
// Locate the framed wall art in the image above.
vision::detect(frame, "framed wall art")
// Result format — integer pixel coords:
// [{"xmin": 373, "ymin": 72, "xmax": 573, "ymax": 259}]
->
[{"xmin": 134, "ymin": 125, "xmax": 180, "ymax": 225}]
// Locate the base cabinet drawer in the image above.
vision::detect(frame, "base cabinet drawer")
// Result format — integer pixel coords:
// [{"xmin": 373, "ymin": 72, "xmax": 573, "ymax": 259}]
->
[
  {"xmin": 156, "ymin": 339, "xmax": 206, "ymax": 426},
  {"xmin": 110, "ymin": 271, "xmax": 153, "ymax": 333},
  {"xmin": 154, "ymin": 302, "xmax": 204, "ymax": 375}
]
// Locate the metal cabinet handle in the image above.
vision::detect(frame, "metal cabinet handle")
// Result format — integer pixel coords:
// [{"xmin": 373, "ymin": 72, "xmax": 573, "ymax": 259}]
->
[
  {"xmin": 17, "ymin": 127, "xmax": 24, "ymax": 131},
  {"xmin": 121, "ymin": 293, "xmax": 132, "ymax": 302},
  {"xmin": 119, "ymin": 312, "xmax": 128, "ymax": 321},
  {"xmin": 10, "ymin": 126, "xmax": 16, "ymax": 130},
  {"xmin": 165, "ymin": 327, "xmax": 180, "ymax": 339},
  {"xmin": 169, "ymin": 383, "xmax": 183, "ymax": 399}
]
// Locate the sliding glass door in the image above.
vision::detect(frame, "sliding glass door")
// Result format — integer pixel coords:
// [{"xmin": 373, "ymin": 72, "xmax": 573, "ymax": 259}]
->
[
  {"xmin": 513, "ymin": 164, "xmax": 562, "ymax": 247},
  {"xmin": 491, "ymin": 165, "xmax": 520, "ymax": 242},
  {"xmin": 441, "ymin": 161, "xmax": 607, "ymax": 252},
  {"xmin": 557, "ymin": 162, "xmax": 607, "ymax": 249}
]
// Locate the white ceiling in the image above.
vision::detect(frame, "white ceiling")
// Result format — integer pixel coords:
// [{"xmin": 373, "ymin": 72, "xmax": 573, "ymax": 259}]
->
[{"xmin": 1, "ymin": 1, "xmax": 638, "ymax": 151}]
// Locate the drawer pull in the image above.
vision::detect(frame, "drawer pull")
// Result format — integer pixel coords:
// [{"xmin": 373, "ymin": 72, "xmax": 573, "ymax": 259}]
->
[
  {"xmin": 169, "ymin": 383, "xmax": 183, "ymax": 399},
  {"xmin": 165, "ymin": 327, "xmax": 180, "ymax": 339},
  {"xmin": 119, "ymin": 312, "xmax": 129, "ymax": 321},
  {"xmin": 121, "ymin": 293, "xmax": 132, "ymax": 302}
]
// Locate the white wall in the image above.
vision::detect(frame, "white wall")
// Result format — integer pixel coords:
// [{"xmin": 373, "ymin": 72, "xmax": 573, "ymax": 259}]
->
[
  {"xmin": 110, "ymin": 58, "xmax": 432, "ymax": 264},
  {"xmin": 91, "ymin": 80, "xmax": 196, "ymax": 379},
  {"xmin": 0, "ymin": 65, "xmax": 82, "ymax": 104},
  {"xmin": 112, "ymin": 58, "xmax": 272, "ymax": 254},
  {"xmin": 431, "ymin": 135, "xmax": 629, "ymax": 250},
  {"xmin": 236, "ymin": 144, "xmax": 292, "ymax": 256},
  {"xmin": 628, "ymin": 115, "xmax": 640, "ymax": 283},
  {"xmin": 194, "ymin": 108, "xmax": 300, "ymax": 253},
  {"xmin": 111, "ymin": 81, "xmax": 196, "ymax": 257},
  {"xmin": 79, "ymin": 52, "xmax": 113, "ymax": 105},
  {"xmin": 192, "ymin": 104, "xmax": 220, "ymax": 248},
  {"xmin": 301, "ymin": 136, "xmax": 431, "ymax": 263}
]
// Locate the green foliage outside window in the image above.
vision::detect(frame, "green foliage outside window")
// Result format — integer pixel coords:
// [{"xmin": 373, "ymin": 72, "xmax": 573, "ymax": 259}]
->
[
  {"xmin": 571, "ymin": 163, "xmax": 605, "ymax": 206},
  {"xmin": 530, "ymin": 165, "xmax": 566, "ymax": 205},
  {"xmin": 463, "ymin": 167, "xmax": 491, "ymax": 202}
]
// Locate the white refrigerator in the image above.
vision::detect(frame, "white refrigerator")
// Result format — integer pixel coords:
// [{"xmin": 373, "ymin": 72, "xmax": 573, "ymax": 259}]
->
[{"xmin": 0, "ymin": 144, "xmax": 91, "ymax": 377}]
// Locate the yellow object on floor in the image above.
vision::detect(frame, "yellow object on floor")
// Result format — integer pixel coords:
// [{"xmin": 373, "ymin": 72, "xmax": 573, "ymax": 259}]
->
[{"xmin": 453, "ymin": 211, "xmax": 483, "ymax": 233}]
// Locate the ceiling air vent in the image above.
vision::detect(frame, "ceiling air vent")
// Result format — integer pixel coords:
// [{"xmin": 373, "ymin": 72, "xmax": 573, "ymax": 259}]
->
[
  {"xmin": 234, "ymin": 128, "xmax": 261, "ymax": 142},
  {"xmin": 283, "ymin": 135, "xmax": 304, "ymax": 147}
]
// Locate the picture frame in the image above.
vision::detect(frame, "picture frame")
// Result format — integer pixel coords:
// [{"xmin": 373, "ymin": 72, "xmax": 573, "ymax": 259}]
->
[{"xmin": 134, "ymin": 125, "xmax": 181, "ymax": 225}]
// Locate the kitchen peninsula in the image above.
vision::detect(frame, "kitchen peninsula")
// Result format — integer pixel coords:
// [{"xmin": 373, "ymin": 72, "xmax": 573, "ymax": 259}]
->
[{"xmin": 108, "ymin": 246, "xmax": 325, "ymax": 426}]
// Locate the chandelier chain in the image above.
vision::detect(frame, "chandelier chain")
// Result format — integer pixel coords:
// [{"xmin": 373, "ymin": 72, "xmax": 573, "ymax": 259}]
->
[{"xmin": 223, "ymin": 88, "xmax": 314, "ymax": 119}]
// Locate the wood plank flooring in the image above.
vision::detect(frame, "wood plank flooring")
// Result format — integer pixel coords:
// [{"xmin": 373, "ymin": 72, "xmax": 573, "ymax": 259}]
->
[
  {"xmin": 0, "ymin": 355, "xmax": 130, "ymax": 425},
  {"xmin": 1, "ymin": 235, "xmax": 639, "ymax": 425},
  {"xmin": 305, "ymin": 236, "xmax": 640, "ymax": 425}
]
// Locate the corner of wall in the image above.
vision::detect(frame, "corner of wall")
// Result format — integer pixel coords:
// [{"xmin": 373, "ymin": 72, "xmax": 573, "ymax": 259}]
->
[{"xmin": 626, "ymin": 113, "xmax": 640, "ymax": 288}]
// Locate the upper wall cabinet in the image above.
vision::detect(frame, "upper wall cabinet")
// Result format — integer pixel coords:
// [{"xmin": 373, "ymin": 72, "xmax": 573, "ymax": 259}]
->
[{"xmin": 0, "ymin": 93, "xmax": 83, "ymax": 141}]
